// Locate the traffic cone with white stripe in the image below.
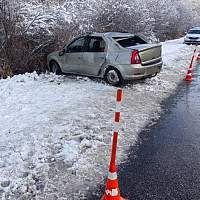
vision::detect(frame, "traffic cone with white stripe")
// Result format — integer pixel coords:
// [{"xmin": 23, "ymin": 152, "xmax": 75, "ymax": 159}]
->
[
  {"xmin": 185, "ymin": 68, "xmax": 192, "ymax": 81},
  {"xmin": 101, "ymin": 89, "xmax": 126, "ymax": 200},
  {"xmin": 185, "ymin": 47, "xmax": 196, "ymax": 81},
  {"xmin": 100, "ymin": 159, "xmax": 125, "ymax": 200}
]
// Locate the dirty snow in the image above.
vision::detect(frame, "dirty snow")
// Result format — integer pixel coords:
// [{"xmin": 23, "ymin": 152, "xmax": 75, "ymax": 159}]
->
[{"xmin": 0, "ymin": 38, "xmax": 197, "ymax": 199}]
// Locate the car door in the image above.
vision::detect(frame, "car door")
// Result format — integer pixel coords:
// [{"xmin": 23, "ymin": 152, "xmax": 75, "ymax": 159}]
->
[
  {"xmin": 61, "ymin": 36, "xmax": 87, "ymax": 73},
  {"xmin": 80, "ymin": 36, "xmax": 107, "ymax": 76}
]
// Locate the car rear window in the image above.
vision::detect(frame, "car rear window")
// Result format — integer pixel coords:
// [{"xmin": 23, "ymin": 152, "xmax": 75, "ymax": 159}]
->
[
  {"xmin": 113, "ymin": 36, "xmax": 147, "ymax": 48},
  {"xmin": 188, "ymin": 30, "xmax": 200, "ymax": 34}
]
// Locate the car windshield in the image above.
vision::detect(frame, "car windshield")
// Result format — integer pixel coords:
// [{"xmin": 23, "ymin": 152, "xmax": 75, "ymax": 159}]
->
[
  {"xmin": 113, "ymin": 36, "xmax": 147, "ymax": 48},
  {"xmin": 188, "ymin": 30, "xmax": 200, "ymax": 34}
]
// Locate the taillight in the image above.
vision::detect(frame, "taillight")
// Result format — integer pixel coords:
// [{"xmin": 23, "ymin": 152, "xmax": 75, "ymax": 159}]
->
[{"xmin": 131, "ymin": 50, "xmax": 141, "ymax": 64}]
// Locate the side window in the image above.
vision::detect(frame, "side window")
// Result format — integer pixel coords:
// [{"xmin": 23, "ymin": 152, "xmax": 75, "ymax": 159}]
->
[
  {"xmin": 67, "ymin": 37, "xmax": 85, "ymax": 53},
  {"xmin": 88, "ymin": 37, "xmax": 106, "ymax": 52}
]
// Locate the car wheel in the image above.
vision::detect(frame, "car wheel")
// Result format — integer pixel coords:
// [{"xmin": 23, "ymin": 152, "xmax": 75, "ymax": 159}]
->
[
  {"xmin": 149, "ymin": 72, "xmax": 157, "ymax": 78},
  {"xmin": 104, "ymin": 68, "xmax": 123, "ymax": 86},
  {"xmin": 50, "ymin": 61, "xmax": 62, "ymax": 75}
]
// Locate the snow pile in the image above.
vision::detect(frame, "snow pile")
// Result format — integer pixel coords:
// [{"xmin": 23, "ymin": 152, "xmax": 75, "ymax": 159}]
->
[{"xmin": 0, "ymin": 40, "xmax": 196, "ymax": 199}]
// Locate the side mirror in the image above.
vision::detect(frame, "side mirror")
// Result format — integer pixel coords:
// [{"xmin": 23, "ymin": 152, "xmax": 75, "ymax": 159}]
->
[{"xmin": 59, "ymin": 49, "xmax": 65, "ymax": 56}]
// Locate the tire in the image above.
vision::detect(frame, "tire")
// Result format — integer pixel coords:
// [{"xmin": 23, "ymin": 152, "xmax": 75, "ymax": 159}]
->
[
  {"xmin": 148, "ymin": 72, "xmax": 157, "ymax": 78},
  {"xmin": 104, "ymin": 67, "xmax": 123, "ymax": 86},
  {"xmin": 50, "ymin": 61, "xmax": 62, "ymax": 75}
]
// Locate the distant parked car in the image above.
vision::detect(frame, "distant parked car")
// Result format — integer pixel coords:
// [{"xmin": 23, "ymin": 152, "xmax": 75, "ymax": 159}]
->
[
  {"xmin": 184, "ymin": 27, "xmax": 200, "ymax": 45},
  {"xmin": 47, "ymin": 32, "xmax": 163, "ymax": 86}
]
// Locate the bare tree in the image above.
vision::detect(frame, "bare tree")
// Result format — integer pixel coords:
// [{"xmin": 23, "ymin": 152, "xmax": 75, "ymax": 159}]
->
[{"xmin": 0, "ymin": 0, "xmax": 199, "ymax": 78}]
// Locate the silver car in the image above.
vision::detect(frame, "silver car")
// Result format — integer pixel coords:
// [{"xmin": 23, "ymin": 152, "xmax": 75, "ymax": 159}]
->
[
  {"xmin": 184, "ymin": 27, "xmax": 200, "ymax": 45},
  {"xmin": 47, "ymin": 32, "xmax": 163, "ymax": 86}
]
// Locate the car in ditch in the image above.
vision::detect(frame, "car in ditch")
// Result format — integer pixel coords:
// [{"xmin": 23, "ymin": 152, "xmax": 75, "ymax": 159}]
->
[
  {"xmin": 47, "ymin": 32, "xmax": 163, "ymax": 86},
  {"xmin": 184, "ymin": 27, "xmax": 200, "ymax": 45}
]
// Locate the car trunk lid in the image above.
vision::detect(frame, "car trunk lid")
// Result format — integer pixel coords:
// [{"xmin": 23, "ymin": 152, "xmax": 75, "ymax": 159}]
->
[{"xmin": 128, "ymin": 44, "xmax": 162, "ymax": 66}]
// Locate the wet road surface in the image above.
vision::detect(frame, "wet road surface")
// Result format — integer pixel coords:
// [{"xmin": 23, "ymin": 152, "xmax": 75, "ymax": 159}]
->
[
  {"xmin": 88, "ymin": 64, "xmax": 200, "ymax": 199},
  {"xmin": 118, "ymin": 64, "xmax": 200, "ymax": 199}
]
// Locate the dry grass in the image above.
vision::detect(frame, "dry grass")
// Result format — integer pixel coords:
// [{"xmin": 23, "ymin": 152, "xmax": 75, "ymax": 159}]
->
[{"xmin": 0, "ymin": 65, "xmax": 13, "ymax": 79}]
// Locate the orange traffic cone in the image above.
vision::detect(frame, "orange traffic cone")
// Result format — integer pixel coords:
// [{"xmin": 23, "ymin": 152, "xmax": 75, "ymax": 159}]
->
[
  {"xmin": 101, "ymin": 90, "xmax": 126, "ymax": 200},
  {"xmin": 185, "ymin": 69, "xmax": 192, "ymax": 81},
  {"xmin": 100, "ymin": 163, "xmax": 125, "ymax": 200},
  {"xmin": 184, "ymin": 47, "xmax": 196, "ymax": 81}
]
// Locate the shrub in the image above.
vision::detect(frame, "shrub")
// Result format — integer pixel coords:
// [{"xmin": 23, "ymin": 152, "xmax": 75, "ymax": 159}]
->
[
  {"xmin": 0, "ymin": 0, "xmax": 198, "ymax": 78},
  {"xmin": 0, "ymin": 0, "xmax": 80, "ymax": 77}
]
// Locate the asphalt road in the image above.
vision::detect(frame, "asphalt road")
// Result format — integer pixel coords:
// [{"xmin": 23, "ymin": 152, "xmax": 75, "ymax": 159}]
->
[{"xmin": 118, "ymin": 64, "xmax": 200, "ymax": 199}]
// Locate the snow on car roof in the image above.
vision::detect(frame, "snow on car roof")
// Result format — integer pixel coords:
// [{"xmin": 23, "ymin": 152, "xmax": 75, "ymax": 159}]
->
[
  {"xmin": 91, "ymin": 32, "xmax": 135, "ymax": 38},
  {"xmin": 190, "ymin": 27, "xmax": 200, "ymax": 30}
]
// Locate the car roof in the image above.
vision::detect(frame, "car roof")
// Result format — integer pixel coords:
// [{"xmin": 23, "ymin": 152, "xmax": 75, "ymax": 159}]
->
[
  {"xmin": 190, "ymin": 27, "xmax": 200, "ymax": 30},
  {"xmin": 90, "ymin": 32, "xmax": 135, "ymax": 38}
]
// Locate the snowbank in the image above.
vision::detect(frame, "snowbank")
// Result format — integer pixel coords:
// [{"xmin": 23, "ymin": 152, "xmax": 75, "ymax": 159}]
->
[{"xmin": 0, "ymin": 39, "xmax": 196, "ymax": 199}]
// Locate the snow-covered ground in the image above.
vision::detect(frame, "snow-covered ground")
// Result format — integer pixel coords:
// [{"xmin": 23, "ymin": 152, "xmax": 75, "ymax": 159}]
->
[{"xmin": 0, "ymin": 38, "xmax": 197, "ymax": 199}]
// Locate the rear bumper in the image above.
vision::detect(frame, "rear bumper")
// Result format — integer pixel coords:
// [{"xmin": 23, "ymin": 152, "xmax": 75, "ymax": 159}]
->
[{"xmin": 120, "ymin": 61, "xmax": 163, "ymax": 80}]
